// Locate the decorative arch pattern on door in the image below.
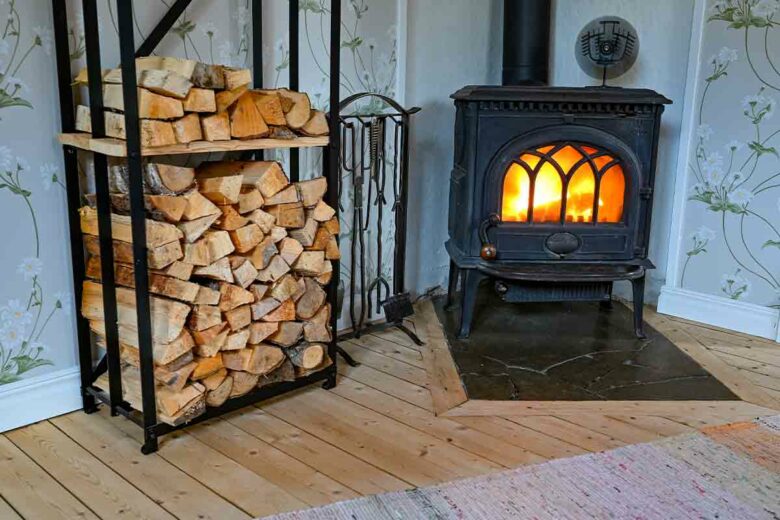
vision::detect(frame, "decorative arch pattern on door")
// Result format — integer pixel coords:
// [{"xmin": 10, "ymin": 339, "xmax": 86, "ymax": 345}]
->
[{"xmin": 501, "ymin": 142, "xmax": 626, "ymax": 224}]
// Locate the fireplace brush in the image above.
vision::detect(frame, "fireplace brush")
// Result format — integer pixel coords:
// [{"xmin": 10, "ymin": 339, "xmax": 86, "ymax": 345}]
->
[{"xmin": 336, "ymin": 93, "xmax": 422, "ymax": 344}]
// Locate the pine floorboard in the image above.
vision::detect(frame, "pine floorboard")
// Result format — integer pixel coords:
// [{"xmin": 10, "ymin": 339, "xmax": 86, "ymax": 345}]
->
[{"xmin": 1, "ymin": 306, "xmax": 777, "ymax": 519}]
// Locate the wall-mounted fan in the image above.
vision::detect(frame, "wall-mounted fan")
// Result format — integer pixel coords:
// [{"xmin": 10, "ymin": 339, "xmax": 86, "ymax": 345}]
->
[{"xmin": 576, "ymin": 16, "xmax": 639, "ymax": 85}]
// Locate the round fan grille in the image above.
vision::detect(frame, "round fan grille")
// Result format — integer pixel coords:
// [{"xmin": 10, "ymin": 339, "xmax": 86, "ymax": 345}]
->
[{"xmin": 576, "ymin": 16, "xmax": 639, "ymax": 82}]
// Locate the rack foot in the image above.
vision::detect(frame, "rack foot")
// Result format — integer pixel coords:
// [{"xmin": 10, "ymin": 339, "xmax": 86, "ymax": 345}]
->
[
  {"xmin": 322, "ymin": 374, "xmax": 337, "ymax": 390},
  {"xmin": 83, "ymin": 395, "xmax": 99, "ymax": 415},
  {"xmin": 396, "ymin": 323, "xmax": 425, "ymax": 346},
  {"xmin": 141, "ymin": 431, "xmax": 159, "ymax": 455},
  {"xmin": 336, "ymin": 346, "xmax": 359, "ymax": 367}
]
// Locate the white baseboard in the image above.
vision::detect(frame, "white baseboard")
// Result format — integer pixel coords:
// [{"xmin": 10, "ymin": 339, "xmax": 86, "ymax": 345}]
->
[
  {"xmin": 0, "ymin": 367, "xmax": 82, "ymax": 433},
  {"xmin": 658, "ymin": 286, "xmax": 780, "ymax": 341}
]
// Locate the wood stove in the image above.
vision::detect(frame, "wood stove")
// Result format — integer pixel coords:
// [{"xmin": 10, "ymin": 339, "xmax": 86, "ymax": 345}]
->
[{"xmin": 446, "ymin": 85, "xmax": 671, "ymax": 338}]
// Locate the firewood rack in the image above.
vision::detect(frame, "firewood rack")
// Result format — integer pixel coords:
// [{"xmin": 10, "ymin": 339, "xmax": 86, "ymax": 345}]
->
[{"xmin": 51, "ymin": 0, "xmax": 342, "ymax": 454}]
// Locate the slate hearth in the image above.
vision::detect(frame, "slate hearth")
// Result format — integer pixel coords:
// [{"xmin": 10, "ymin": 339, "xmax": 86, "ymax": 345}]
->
[{"xmin": 433, "ymin": 289, "xmax": 739, "ymax": 402}]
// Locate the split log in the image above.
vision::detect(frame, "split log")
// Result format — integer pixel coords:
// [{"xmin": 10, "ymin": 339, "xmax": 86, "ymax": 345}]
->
[
  {"xmin": 85, "ymin": 257, "xmax": 200, "ymax": 303},
  {"xmin": 214, "ymin": 205, "xmax": 249, "ymax": 231},
  {"xmin": 246, "ymin": 344, "xmax": 285, "ymax": 375},
  {"xmin": 296, "ymin": 278, "xmax": 327, "ymax": 320},
  {"xmin": 215, "ymin": 84, "xmax": 249, "ymax": 112},
  {"xmin": 193, "ymin": 256, "xmax": 234, "ymax": 283},
  {"xmin": 245, "ymin": 237, "xmax": 278, "ymax": 272},
  {"xmin": 136, "ymin": 56, "xmax": 197, "ymax": 78},
  {"xmin": 148, "ymin": 195, "xmax": 187, "ymax": 222},
  {"xmin": 289, "ymin": 217, "xmax": 318, "ymax": 247},
  {"xmin": 250, "ymin": 284, "xmax": 269, "ymax": 301},
  {"xmin": 82, "ymin": 281, "xmax": 189, "ymax": 344},
  {"xmin": 300, "ymin": 110, "xmax": 329, "ymax": 137},
  {"xmin": 264, "ymin": 185, "xmax": 299, "ymax": 206},
  {"xmin": 255, "ymin": 254, "xmax": 289, "ymax": 283},
  {"xmin": 83, "ymin": 235, "xmax": 183, "ymax": 270},
  {"xmin": 206, "ymin": 375, "xmax": 233, "ymax": 407},
  {"xmin": 279, "ymin": 90, "xmax": 311, "ymax": 129},
  {"xmin": 178, "ymin": 212, "xmax": 220, "ymax": 243},
  {"xmin": 191, "ymin": 354, "xmax": 224, "ymax": 380},
  {"xmin": 225, "ymin": 305, "xmax": 251, "ymax": 331},
  {"xmin": 293, "ymin": 251, "xmax": 326, "ymax": 276},
  {"xmin": 291, "ymin": 277, "xmax": 307, "ymax": 302},
  {"xmin": 251, "ymin": 92, "xmax": 286, "ymax": 126},
  {"xmin": 200, "ymin": 112, "xmax": 231, "ymax": 141},
  {"xmin": 229, "ymin": 223, "xmax": 264, "ymax": 253},
  {"xmin": 194, "ymin": 285, "xmax": 221, "ymax": 305},
  {"xmin": 312, "ymin": 200, "xmax": 336, "ymax": 222},
  {"xmin": 181, "ymin": 189, "xmax": 220, "ymax": 220},
  {"xmin": 229, "ymin": 371, "xmax": 259, "ymax": 398},
  {"xmin": 296, "ymin": 177, "xmax": 327, "ymax": 207},
  {"xmin": 198, "ymin": 175, "xmax": 243, "ymax": 205},
  {"xmin": 102, "ymin": 85, "xmax": 184, "ymax": 119},
  {"xmin": 189, "ymin": 305, "xmax": 222, "ymax": 332},
  {"xmin": 238, "ymin": 187, "xmax": 264, "ymax": 214},
  {"xmin": 308, "ymin": 226, "xmax": 331, "ymax": 252},
  {"xmin": 231, "ymin": 257, "xmax": 258, "ymax": 288},
  {"xmin": 257, "ymin": 359, "xmax": 296, "ymax": 388},
  {"xmin": 191, "ymin": 62, "xmax": 225, "ymax": 89},
  {"xmin": 287, "ymin": 343, "xmax": 325, "ymax": 370},
  {"xmin": 268, "ymin": 321, "xmax": 304, "ymax": 347},
  {"xmin": 278, "ymin": 237, "xmax": 303, "ymax": 266},
  {"xmin": 268, "ymin": 126, "xmax": 297, "ymax": 140},
  {"xmin": 201, "ymin": 368, "xmax": 228, "ymax": 391},
  {"xmin": 138, "ymin": 68, "xmax": 193, "ymax": 99},
  {"xmin": 322, "ymin": 216, "xmax": 340, "ymax": 235},
  {"xmin": 270, "ymin": 226, "xmax": 288, "ymax": 243},
  {"xmin": 245, "ymin": 209, "xmax": 276, "ymax": 233},
  {"xmin": 315, "ymin": 260, "xmax": 333, "ymax": 285},
  {"xmin": 224, "ymin": 329, "xmax": 250, "ymax": 351},
  {"xmin": 267, "ymin": 202, "xmax": 305, "ymax": 228},
  {"xmin": 261, "ymin": 299, "xmax": 296, "ymax": 323},
  {"xmin": 269, "ymin": 275, "xmax": 300, "ymax": 302},
  {"xmin": 161, "ymin": 261, "xmax": 193, "ymax": 281},
  {"xmin": 80, "ymin": 207, "xmax": 183, "ymax": 248},
  {"xmin": 184, "ymin": 231, "xmax": 235, "ymax": 266},
  {"xmin": 229, "ymin": 92, "xmax": 269, "ymax": 139},
  {"xmin": 251, "ymin": 298, "xmax": 282, "ymax": 321},
  {"xmin": 223, "ymin": 67, "xmax": 252, "ymax": 90},
  {"xmin": 304, "ymin": 303, "xmax": 331, "ymax": 343},
  {"xmin": 249, "ymin": 321, "xmax": 278, "ymax": 344},
  {"xmin": 192, "ymin": 321, "xmax": 228, "ymax": 356},
  {"xmin": 219, "ymin": 283, "xmax": 255, "ymax": 312},
  {"xmin": 153, "ymin": 360, "xmax": 196, "ymax": 392},
  {"xmin": 105, "ymin": 324, "xmax": 194, "ymax": 366},
  {"xmin": 182, "ymin": 87, "xmax": 217, "ymax": 112},
  {"xmin": 222, "ymin": 349, "xmax": 250, "ymax": 371},
  {"xmin": 173, "ymin": 113, "xmax": 203, "ymax": 143}
]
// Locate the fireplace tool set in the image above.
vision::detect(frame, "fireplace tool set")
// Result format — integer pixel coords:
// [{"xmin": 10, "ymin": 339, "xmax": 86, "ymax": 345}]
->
[{"xmin": 337, "ymin": 93, "xmax": 422, "ymax": 345}]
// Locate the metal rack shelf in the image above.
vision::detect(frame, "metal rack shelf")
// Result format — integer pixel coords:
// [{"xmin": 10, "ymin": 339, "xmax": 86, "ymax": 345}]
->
[
  {"xmin": 51, "ymin": 0, "xmax": 342, "ymax": 454},
  {"xmin": 58, "ymin": 133, "xmax": 330, "ymax": 157}
]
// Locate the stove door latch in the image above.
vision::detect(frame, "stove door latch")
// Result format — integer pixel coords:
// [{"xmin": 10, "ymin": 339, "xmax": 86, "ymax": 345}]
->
[{"xmin": 479, "ymin": 213, "xmax": 501, "ymax": 260}]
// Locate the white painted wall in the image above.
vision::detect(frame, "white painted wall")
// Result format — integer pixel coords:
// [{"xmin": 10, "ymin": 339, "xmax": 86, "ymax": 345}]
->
[{"xmin": 402, "ymin": 0, "xmax": 696, "ymax": 304}]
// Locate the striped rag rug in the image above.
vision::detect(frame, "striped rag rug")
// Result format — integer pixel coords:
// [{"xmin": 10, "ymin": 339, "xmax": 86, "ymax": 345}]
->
[{"xmin": 262, "ymin": 415, "xmax": 780, "ymax": 519}]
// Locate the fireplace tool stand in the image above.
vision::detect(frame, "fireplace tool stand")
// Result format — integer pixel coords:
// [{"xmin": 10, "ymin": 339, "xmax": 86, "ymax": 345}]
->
[{"xmin": 336, "ymin": 93, "xmax": 423, "ymax": 346}]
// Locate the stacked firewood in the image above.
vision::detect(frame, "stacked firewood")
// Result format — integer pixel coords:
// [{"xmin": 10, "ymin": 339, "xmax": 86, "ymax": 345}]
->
[
  {"xmin": 73, "ymin": 56, "xmax": 328, "ymax": 146},
  {"xmin": 80, "ymin": 160, "xmax": 339, "ymax": 425}
]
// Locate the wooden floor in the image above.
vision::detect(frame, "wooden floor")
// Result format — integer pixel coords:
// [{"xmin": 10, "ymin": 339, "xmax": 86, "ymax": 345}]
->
[{"xmin": 0, "ymin": 306, "xmax": 778, "ymax": 519}]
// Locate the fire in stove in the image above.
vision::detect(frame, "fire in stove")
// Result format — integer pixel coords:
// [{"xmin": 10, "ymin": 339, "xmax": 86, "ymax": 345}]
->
[{"xmin": 501, "ymin": 143, "xmax": 625, "ymax": 224}]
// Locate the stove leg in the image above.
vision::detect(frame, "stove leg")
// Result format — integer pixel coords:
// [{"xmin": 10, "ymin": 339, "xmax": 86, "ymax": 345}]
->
[
  {"xmin": 458, "ymin": 270, "xmax": 484, "ymax": 339},
  {"xmin": 631, "ymin": 275, "xmax": 647, "ymax": 339},
  {"xmin": 446, "ymin": 260, "xmax": 459, "ymax": 309}
]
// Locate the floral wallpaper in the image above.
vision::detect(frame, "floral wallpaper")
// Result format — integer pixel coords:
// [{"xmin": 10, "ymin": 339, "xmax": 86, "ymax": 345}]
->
[
  {"xmin": 0, "ymin": 0, "xmax": 398, "ymax": 388},
  {"xmin": 680, "ymin": 0, "xmax": 780, "ymax": 310}
]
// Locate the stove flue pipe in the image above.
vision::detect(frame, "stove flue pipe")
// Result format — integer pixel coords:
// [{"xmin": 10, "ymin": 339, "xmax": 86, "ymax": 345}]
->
[{"xmin": 502, "ymin": 0, "xmax": 551, "ymax": 86}]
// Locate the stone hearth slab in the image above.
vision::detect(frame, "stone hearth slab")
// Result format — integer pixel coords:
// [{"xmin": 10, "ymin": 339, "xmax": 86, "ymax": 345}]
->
[{"xmin": 433, "ymin": 288, "xmax": 739, "ymax": 402}]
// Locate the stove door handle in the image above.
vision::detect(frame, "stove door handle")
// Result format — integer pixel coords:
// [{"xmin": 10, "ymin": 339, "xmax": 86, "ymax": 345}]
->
[{"xmin": 479, "ymin": 213, "xmax": 501, "ymax": 260}]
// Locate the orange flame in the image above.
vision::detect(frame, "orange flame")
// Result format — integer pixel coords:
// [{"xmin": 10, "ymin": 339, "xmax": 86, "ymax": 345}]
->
[{"xmin": 501, "ymin": 145, "xmax": 625, "ymax": 224}]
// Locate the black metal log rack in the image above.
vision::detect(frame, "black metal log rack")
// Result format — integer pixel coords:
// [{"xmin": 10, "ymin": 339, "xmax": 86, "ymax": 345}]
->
[{"xmin": 51, "ymin": 0, "xmax": 342, "ymax": 454}]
